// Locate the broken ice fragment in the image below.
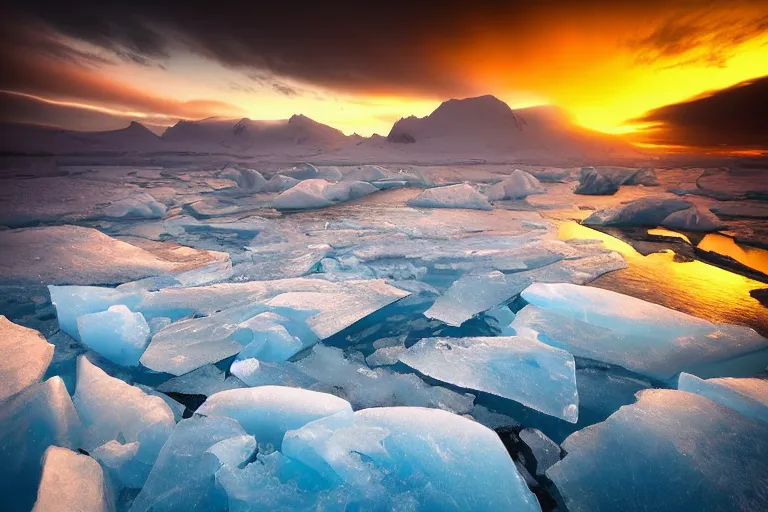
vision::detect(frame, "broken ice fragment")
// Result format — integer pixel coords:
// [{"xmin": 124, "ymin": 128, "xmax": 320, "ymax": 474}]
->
[
  {"xmin": 399, "ymin": 334, "xmax": 579, "ymax": 422},
  {"xmin": 32, "ymin": 446, "xmax": 109, "ymax": 512},
  {"xmin": 519, "ymin": 428, "xmax": 561, "ymax": 476},
  {"xmin": 0, "ymin": 315, "xmax": 54, "ymax": 401},
  {"xmin": 196, "ymin": 386, "xmax": 353, "ymax": 449},
  {"xmin": 678, "ymin": 372, "xmax": 768, "ymax": 424},
  {"xmin": 77, "ymin": 305, "xmax": 150, "ymax": 366},
  {"xmin": 0, "ymin": 377, "xmax": 82, "ymax": 512},
  {"xmin": 516, "ymin": 282, "xmax": 768, "ymax": 380},
  {"xmin": 273, "ymin": 179, "xmax": 334, "ymax": 210},
  {"xmin": 408, "ymin": 183, "xmax": 493, "ymax": 210},
  {"xmin": 130, "ymin": 415, "xmax": 247, "ymax": 512},
  {"xmin": 91, "ymin": 440, "xmax": 147, "ymax": 489},
  {"xmin": 283, "ymin": 407, "xmax": 542, "ymax": 511},
  {"xmin": 156, "ymin": 364, "xmax": 246, "ymax": 397},
  {"xmin": 547, "ymin": 389, "xmax": 768, "ymax": 512},
  {"xmin": 73, "ymin": 356, "xmax": 174, "ymax": 468}
]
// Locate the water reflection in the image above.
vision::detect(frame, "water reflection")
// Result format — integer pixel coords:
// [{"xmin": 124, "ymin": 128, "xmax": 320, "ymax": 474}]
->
[
  {"xmin": 558, "ymin": 222, "xmax": 768, "ymax": 336},
  {"xmin": 697, "ymin": 233, "xmax": 768, "ymax": 275}
]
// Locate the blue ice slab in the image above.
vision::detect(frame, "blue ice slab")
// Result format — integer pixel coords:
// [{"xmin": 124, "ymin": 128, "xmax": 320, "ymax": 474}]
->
[
  {"xmin": 283, "ymin": 407, "xmax": 542, "ymax": 512},
  {"xmin": 547, "ymin": 389, "xmax": 768, "ymax": 512},
  {"xmin": 77, "ymin": 305, "xmax": 150, "ymax": 366},
  {"xmin": 73, "ymin": 357, "xmax": 175, "ymax": 467},
  {"xmin": 517, "ymin": 283, "xmax": 768, "ymax": 380},
  {"xmin": 678, "ymin": 373, "xmax": 768, "ymax": 424},
  {"xmin": 91, "ymin": 440, "xmax": 148, "ymax": 489},
  {"xmin": 196, "ymin": 386, "xmax": 353, "ymax": 449},
  {"xmin": 0, "ymin": 377, "xmax": 82, "ymax": 512},
  {"xmin": 48, "ymin": 285, "xmax": 143, "ymax": 341},
  {"xmin": 129, "ymin": 415, "xmax": 247, "ymax": 512},
  {"xmin": 399, "ymin": 333, "xmax": 579, "ymax": 422}
]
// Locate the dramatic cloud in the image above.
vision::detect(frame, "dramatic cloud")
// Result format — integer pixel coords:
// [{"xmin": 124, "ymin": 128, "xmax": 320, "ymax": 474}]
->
[{"xmin": 632, "ymin": 75, "xmax": 768, "ymax": 149}]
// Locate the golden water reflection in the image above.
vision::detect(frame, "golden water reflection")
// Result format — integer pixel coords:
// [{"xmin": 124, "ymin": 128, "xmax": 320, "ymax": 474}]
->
[
  {"xmin": 558, "ymin": 222, "xmax": 768, "ymax": 335},
  {"xmin": 697, "ymin": 233, "xmax": 768, "ymax": 276}
]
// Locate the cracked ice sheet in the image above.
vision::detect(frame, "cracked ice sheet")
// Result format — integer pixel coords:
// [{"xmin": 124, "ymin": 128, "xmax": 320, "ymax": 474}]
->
[
  {"xmin": 0, "ymin": 225, "xmax": 230, "ymax": 286},
  {"xmin": 425, "ymin": 244, "xmax": 626, "ymax": 326},
  {"xmin": 136, "ymin": 279, "xmax": 409, "ymax": 375},
  {"xmin": 399, "ymin": 333, "xmax": 579, "ymax": 423}
]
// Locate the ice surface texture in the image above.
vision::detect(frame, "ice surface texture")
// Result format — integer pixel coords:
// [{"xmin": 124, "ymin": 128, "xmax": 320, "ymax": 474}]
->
[
  {"xmin": 32, "ymin": 446, "xmax": 109, "ymax": 512},
  {"xmin": 0, "ymin": 316, "xmax": 54, "ymax": 401},
  {"xmin": 547, "ymin": 389, "xmax": 768, "ymax": 512},
  {"xmin": 77, "ymin": 305, "xmax": 150, "ymax": 366},
  {"xmin": 516, "ymin": 282, "xmax": 768, "ymax": 380},
  {"xmin": 399, "ymin": 334, "xmax": 579, "ymax": 422},
  {"xmin": 678, "ymin": 373, "xmax": 768, "ymax": 424}
]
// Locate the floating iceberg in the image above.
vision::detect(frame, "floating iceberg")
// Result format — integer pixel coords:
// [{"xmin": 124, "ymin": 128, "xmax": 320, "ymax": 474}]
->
[
  {"xmin": 32, "ymin": 447, "xmax": 109, "ymax": 512},
  {"xmin": 547, "ymin": 389, "xmax": 768, "ymax": 512},
  {"xmin": 408, "ymin": 183, "xmax": 493, "ymax": 210},
  {"xmin": 283, "ymin": 407, "xmax": 542, "ymax": 511},
  {"xmin": 583, "ymin": 197, "xmax": 692, "ymax": 228},
  {"xmin": 574, "ymin": 167, "xmax": 619, "ymax": 195},
  {"xmin": 660, "ymin": 206, "xmax": 725, "ymax": 232},
  {"xmin": 0, "ymin": 316, "xmax": 54, "ymax": 401},
  {"xmin": 323, "ymin": 180, "xmax": 378, "ymax": 202},
  {"xmin": 487, "ymin": 169, "xmax": 545, "ymax": 200},
  {"xmin": 678, "ymin": 373, "xmax": 768, "ymax": 424},
  {"xmin": 516, "ymin": 283, "xmax": 768, "ymax": 380},
  {"xmin": 273, "ymin": 179, "xmax": 334, "ymax": 210},
  {"xmin": 196, "ymin": 386, "xmax": 353, "ymax": 448},
  {"xmin": 399, "ymin": 334, "xmax": 579, "ymax": 422},
  {"xmin": 0, "ymin": 377, "xmax": 82, "ymax": 511},
  {"xmin": 73, "ymin": 357, "xmax": 174, "ymax": 474},
  {"xmin": 77, "ymin": 305, "xmax": 150, "ymax": 366},
  {"xmin": 262, "ymin": 174, "xmax": 299, "ymax": 193}
]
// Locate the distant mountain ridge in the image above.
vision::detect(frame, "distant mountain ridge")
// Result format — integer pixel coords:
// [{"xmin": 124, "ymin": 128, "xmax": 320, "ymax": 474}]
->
[{"xmin": 0, "ymin": 95, "xmax": 643, "ymax": 163}]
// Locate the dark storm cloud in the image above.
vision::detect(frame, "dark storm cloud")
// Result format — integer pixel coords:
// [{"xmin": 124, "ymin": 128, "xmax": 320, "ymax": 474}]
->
[
  {"xmin": 632, "ymin": 75, "xmax": 768, "ymax": 149},
  {"xmin": 13, "ymin": 0, "xmax": 763, "ymax": 97}
]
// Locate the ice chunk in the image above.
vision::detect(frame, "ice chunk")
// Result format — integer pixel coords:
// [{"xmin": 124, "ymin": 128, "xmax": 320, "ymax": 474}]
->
[
  {"xmin": 220, "ymin": 167, "xmax": 267, "ymax": 191},
  {"xmin": 0, "ymin": 377, "xmax": 81, "ymax": 511},
  {"xmin": 49, "ymin": 285, "xmax": 143, "ymax": 341},
  {"xmin": 322, "ymin": 180, "xmax": 378, "ymax": 202},
  {"xmin": 661, "ymin": 206, "xmax": 725, "ymax": 232},
  {"xmin": 230, "ymin": 358, "xmax": 316, "ymax": 388},
  {"xmin": 77, "ymin": 305, "xmax": 150, "ymax": 366},
  {"xmin": 425, "ymin": 270, "xmax": 521, "ymax": 326},
  {"xmin": 0, "ymin": 316, "xmax": 54, "ymax": 401},
  {"xmin": 157, "ymin": 364, "xmax": 246, "ymax": 397},
  {"xmin": 130, "ymin": 415, "xmax": 247, "ymax": 512},
  {"xmin": 32, "ymin": 447, "xmax": 109, "ymax": 512},
  {"xmin": 91, "ymin": 440, "xmax": 147, "ymax": 489},
  {"xmin": 574, "ymin": 167, "xmax": 619, "ymax": 195},
  {"xmin": 283, "ymin": 407, "xmax": 541, "ymax": 511},
  {"xmin": 678, "ymin": 373, "xmax": 768, "ymax": 424},
  {"xmin": 196, "ymin": 386, "xmax": 353, "ymax": 448},
  {"xmin": 206, "ymin": 435, "xmax": 257, "ymax": 467},
  {"xmin": 366, "ymin": 344, "xmax": 407, "ymax": 367},
  {"xmin": 262, "ymin": 174, "xmax": 299, "ymax": 193},
  {"xmin": 547, "ymin": 389, "xmax": 768, "ymax": 512},
  {"xmin": 408, "ymin": 183, "xmax": 493, "ymax": 210},
  {"xmin": 273, "ymin": 179, "xmax": 334, "ymax": 210},
  {"xmin": 73, "ymin": 357, "xmax": 175, "ymax": 468},
  {"xmin": 487, "ymin": 169, "xmax": 545, "ymax": 200},
  {"xmin": 234, "ymin": 311, "xmax": 312, "ymax": 363},
  {"xmin": 516, "ymin": 283, "xmax": 768, "ymax": 380},
  {"xmin": 583, "ymin": 197, "xmax": 692, "ymax": 227},
  {"xmin": 103, "ymin": 191, "xmax": 166, "ymax": 219},
  {"xmin": 519, "ymin": 428, "xmax": 561, "ymax": 476},
  {"xmin": 399, "ymin": 334, "xmax": 579, "ymax": 422}
]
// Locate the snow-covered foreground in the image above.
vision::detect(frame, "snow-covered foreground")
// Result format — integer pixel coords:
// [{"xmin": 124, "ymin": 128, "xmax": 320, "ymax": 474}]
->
[{"xmin": 0, "ymin": 161, "xmax": 766, "ymax": 511}]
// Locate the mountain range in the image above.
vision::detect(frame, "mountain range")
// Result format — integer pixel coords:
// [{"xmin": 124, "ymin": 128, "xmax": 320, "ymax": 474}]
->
[{"xmin": 0, "ymin": 95, "xmax": 642, "ymax": 164}]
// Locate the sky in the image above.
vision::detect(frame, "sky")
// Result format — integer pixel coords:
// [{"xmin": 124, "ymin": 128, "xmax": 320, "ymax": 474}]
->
[{"xmin": 1, "ymin": 0, "xmax": 767, "ymax": 151}]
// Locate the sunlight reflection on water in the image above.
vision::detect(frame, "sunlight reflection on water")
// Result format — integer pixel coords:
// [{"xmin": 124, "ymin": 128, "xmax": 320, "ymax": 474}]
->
[{"xmin": 558, "ymin": 222, "xmax": 768, "ymax": 335}]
